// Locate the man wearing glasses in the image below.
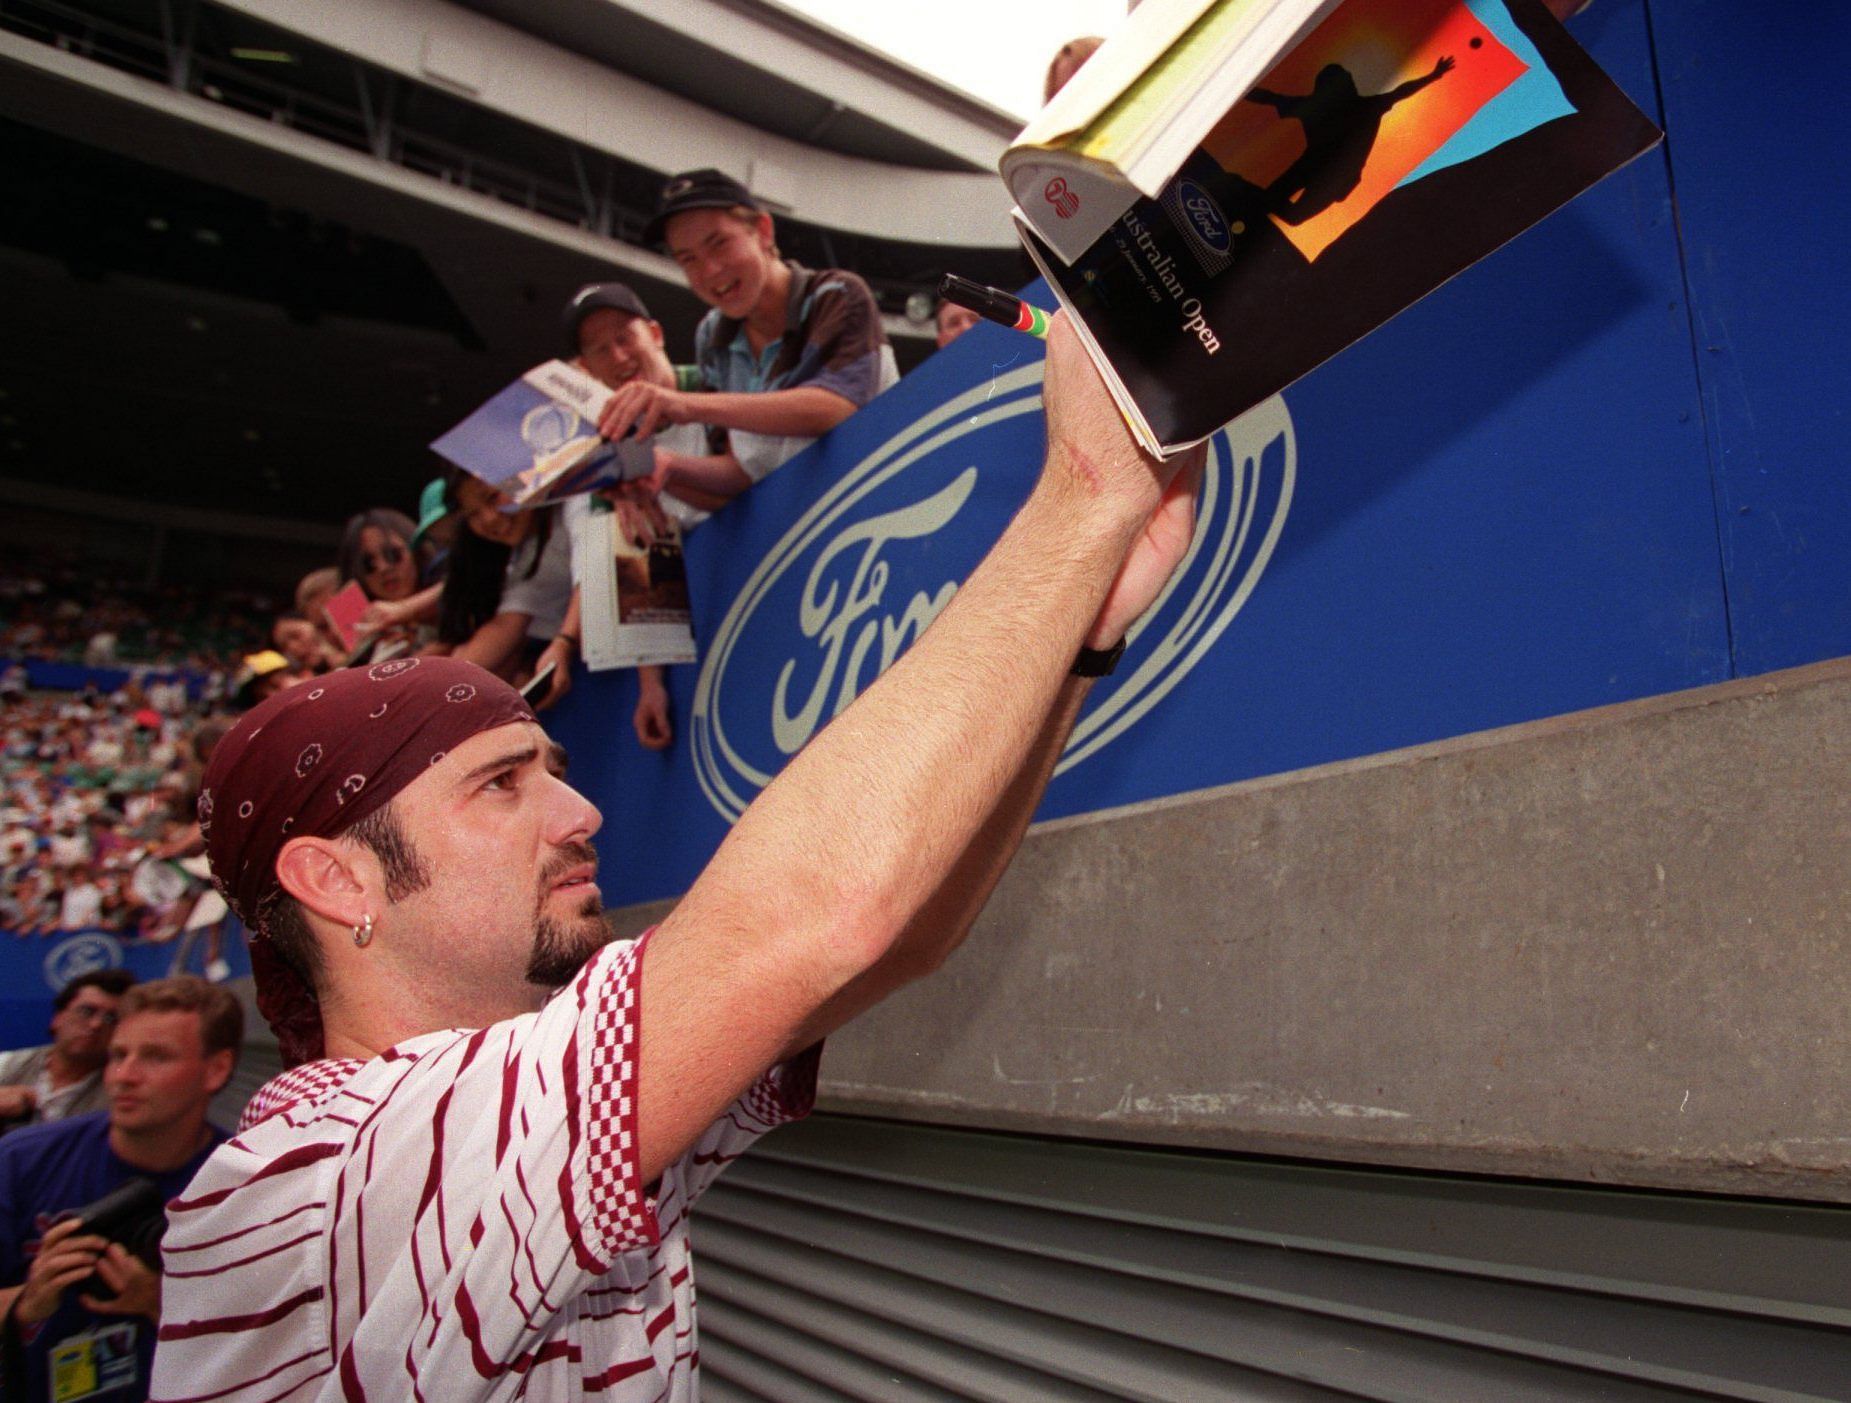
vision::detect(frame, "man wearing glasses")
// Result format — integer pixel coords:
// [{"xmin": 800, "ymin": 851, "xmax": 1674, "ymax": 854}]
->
[{"xmin": 0, "ymin": 970, "xmax": 136, "ymax": 1132}]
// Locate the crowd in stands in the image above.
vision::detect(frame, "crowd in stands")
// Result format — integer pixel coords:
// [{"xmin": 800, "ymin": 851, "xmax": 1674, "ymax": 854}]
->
[
  {"xmin": 0, "ymin": 558, "xmax": 266, "ymax": 679},
  {"xmin": 0, "ymin": 678, "xmax": 228, "ymax": 944},
  {"xmin": 0, "ymin": 163, "xmax": 964, "ymax": 948},
  {"xmin": 0, "ymin": 161, "xmax": 1001, "ymax": 951}
]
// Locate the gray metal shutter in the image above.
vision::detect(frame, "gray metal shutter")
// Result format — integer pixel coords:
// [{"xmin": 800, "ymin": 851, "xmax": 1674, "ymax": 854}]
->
[{"xmin": 692, "ymin": 1115, "xmax": 1850, "ymax": 1401}]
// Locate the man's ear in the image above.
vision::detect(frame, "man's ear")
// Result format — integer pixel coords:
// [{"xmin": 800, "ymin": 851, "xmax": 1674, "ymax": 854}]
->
[
  {"xmin": 202, "ymin": 1047, "xmax": 235, "ymax": 1098},
  {"xmin": 646, "ymin": 319, "xmax": 666, "ymax": 349},
  {"xmin": 753, "ymin": 211, "xmax": 777, "ymax": 253},
  {"xmin": 275, "ymin": 835, "xmax": 371, "ymax": 929}
]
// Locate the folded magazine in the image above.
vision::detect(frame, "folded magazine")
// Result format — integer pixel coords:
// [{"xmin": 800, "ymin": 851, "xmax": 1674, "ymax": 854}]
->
[
  {"xmin": 1007, "ymin": 0, "xmax": 1661, "ymax": 456},
  {"xmin": 577, "ymin": 505, "xmax": 697, "ymax": 672},
  {"xmin": 430, "ymin": 360, "xmax": 654, "ymax": 506}
]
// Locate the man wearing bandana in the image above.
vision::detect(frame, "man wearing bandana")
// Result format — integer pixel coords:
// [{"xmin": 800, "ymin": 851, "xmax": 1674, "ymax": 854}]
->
[{"xmin": 148, "ymin": 320, "xmax": 1205, "ymax": 1401}]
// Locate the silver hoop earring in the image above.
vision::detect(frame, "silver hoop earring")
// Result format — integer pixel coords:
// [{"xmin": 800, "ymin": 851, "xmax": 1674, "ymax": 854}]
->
[{"xmin": 352, "ymin": 913, "xmax": 375, "ymax": 948}]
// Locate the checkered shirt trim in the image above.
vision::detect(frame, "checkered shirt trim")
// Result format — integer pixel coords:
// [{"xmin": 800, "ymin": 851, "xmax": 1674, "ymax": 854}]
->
[
  {"xmin": 584, "ymin": 932, "xmax": 652, "ymax": 1255},
  {"xmin": 239, "ymin": 1058, "xmax": 364, "ymax": 1131}
]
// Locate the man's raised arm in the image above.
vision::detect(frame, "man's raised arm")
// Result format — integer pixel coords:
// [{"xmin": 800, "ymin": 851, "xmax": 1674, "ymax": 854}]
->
[{"xmin": 634, "ymin": 316, "xmax": 1204, "ymax": 1182}]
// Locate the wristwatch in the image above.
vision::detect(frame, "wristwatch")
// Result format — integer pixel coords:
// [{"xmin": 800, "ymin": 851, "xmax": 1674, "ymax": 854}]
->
[{"xmin": 1072, "ymin": 637, "xmax": 1126, "ymax": 678}]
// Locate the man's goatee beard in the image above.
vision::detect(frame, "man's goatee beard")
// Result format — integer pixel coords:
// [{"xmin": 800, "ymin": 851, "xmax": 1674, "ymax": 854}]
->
[{"xmin": 526, "ymin": 898, "xmax": 616, "ymax": 987}]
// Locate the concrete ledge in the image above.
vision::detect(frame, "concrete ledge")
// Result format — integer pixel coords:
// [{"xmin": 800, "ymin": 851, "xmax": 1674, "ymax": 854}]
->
[
  {"xmin": 611, "ymin": 659, "xmax": 1851, "ymax": 1199},
  {"xmin": 805, "ymin": 657, "xmax": 1851, "ymax": 1201}
]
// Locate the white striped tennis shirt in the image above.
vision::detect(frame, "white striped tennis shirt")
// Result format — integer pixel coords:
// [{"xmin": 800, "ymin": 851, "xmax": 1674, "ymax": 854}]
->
[{"xmin": 149, "ymin": 932, "xmax": 818, "ymax": 1401}]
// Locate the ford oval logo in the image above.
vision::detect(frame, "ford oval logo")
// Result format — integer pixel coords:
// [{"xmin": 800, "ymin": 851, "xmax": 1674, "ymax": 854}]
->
[
  {"xmin": 1179, "ymin": 179, "xmax": 1232, "ymax": 254},
  {"xmin": 689, "ymin": 366, "xmax": 1295, "ymax": 823},
  {"xmin": 44, "ymin": 932, "xmax": 122, "ymax": 991}
]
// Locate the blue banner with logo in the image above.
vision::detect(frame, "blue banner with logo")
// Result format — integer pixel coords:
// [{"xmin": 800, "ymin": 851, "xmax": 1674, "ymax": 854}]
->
[
  {"xmin": 0, "ymin": 925, "xmax": 252, "ymax": 1051},
  {"xmin": 550, "ymin": 5, "xmax": 1842, "ymax": 911},
  {"xmin": 10, "ymin": 660, "xmax": 208, "ymax": 698}
]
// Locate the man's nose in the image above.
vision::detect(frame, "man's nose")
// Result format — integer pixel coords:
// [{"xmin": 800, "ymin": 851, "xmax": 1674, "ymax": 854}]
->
[{"xmin": 548, "ymin": 776, "xmax": 602, "ymax": 844}]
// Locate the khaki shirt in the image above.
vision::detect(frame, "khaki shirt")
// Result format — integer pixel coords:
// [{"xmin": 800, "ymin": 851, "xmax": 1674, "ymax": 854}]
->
[{"xmin": 0, "ymin": 1044, "xmax": 107, "ymax": 1129}]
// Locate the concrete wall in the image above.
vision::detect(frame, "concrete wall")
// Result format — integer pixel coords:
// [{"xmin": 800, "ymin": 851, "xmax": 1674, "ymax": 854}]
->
[{"xmin": 619, "ymin": 656, "xmax": 1851, "ymax": 1201}]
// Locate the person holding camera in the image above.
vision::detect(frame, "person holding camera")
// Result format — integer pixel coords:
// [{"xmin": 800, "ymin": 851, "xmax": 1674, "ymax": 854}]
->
[{"xmin": 0, "ymin": 977, "xmax": 239, "ymax": 1401}]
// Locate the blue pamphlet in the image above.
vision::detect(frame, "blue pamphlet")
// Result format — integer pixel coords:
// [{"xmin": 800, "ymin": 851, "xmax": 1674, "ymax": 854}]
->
[{"xmin": 430, "ymin": 360, "xmax": 653, "ymax": 506}]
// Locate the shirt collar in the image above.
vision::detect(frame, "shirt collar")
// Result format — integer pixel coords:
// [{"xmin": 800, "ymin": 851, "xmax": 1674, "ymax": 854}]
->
[{"xmin": 714, "ymin": 260, "xmax": 816, "ymax": 349}]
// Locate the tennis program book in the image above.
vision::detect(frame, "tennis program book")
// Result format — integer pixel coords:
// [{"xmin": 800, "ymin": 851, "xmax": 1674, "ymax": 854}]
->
[
  {"xmin": 1005, "ymin": 0, "xmax": 1661, "ymax": 456},
  {"xmin": 430, "ymin": 360, "xmax": 654, "ymax": 507}
]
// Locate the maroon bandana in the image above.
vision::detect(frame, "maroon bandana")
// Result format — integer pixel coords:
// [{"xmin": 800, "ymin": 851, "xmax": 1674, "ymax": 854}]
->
[{"xmin": 200, "ymin": 657, "xmax": 535, "ymax": 1064}]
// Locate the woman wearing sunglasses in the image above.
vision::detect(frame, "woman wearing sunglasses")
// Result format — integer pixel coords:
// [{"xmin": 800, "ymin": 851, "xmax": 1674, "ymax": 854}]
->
[{"xmin": 334, "ymin": 509, "xmax": 438, "ymax": 656}]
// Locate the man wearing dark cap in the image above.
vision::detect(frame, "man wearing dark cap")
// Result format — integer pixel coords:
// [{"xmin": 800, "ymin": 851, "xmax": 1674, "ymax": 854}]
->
[
  {"xmin": 556, "ymin": 280, "xmax": 745, "ymax": 748},
  {"xmin": 596, "ymin": 168, "xmax": 895, "ymax": 488},
  {"xmin": 150, "ymin": 320, "xmax": 1204, "ymax": 1401},
  {"xmin": 562, "ymin": 280, "xmax": 740, "ymax": 533}
]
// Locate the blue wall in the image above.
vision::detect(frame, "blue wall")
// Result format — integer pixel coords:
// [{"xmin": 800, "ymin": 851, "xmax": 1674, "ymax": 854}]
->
[
  {"xmin": 0, "ymin": 927, "xmax": 251, "ymax": 1051},
  {"xmin": 1647, "ymin": 1, "xmax": 1851, "ymax": 674},
  {"xmin": 550, "ymin": 0, "xmax": 1847, "ymax": 908}
]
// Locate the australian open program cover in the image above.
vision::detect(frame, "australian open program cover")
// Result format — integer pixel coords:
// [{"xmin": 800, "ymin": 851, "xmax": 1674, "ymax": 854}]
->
[{"xmin": 1026, "ymin": 0, "xmax": 1660, "ymax": 452}]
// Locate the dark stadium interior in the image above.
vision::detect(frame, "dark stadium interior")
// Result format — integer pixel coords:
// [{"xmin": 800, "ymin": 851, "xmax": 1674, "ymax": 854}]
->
[{"xmin": 0, "ymin": 0, "xmax": 1028, "ymax": 558}]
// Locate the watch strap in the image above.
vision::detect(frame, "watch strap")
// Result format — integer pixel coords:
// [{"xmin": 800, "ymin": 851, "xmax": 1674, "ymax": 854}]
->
[{"xmin": 1072, "ymin": 637, "xmax": 1126, "ymax": 678}]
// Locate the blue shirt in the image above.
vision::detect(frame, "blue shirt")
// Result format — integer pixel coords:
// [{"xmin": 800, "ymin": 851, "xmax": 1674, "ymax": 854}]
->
[
  {"xmin": 0, "ymin": 1112, "xmax": 225, "ymax": 1402},
  {"xmin": 692, "ymin": 261, "xmax": 888, "ymax": 406},
  {"xmin": 692, "ymin": 262, "xmax": 894, "ymax": 482}
]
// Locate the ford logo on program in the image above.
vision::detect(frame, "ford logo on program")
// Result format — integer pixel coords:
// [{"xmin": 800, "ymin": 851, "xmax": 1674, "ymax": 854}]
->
[
  {"xmin": 689, "ymin": 366, "xmax": 1296, "ymax": 823},
  {"xmin": 1179, "ymin": 179, "xmax": 1233, "ymax": 254}
]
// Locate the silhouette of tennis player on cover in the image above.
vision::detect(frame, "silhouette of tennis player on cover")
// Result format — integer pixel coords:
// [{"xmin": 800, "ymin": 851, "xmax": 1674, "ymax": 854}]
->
[{"xmin": 1247, "ymin": 56, "xmax": 1455, "ymax": 225}]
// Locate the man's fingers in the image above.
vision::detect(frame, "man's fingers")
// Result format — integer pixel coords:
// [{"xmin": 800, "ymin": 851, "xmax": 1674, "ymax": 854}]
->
[
  {"xmin": 1155, "ymin": 444, "xmax": 1214, "ymax": 499},
  {"xmin": 40, "ymin": 1247, "xmax": 104, "ymax": 1277},
  {"xmin": 638, "ymin": 398, "xmax": 666, "ymax": 440},
  {"xmin": 1162, "ymin": 445, "xmax": 1207, "ymax": 515},
  {"xmin": 599, "ymin": 390, "xmax": 638, "ymax": 440},
  {"xmin": 38, "ymin": 1215, "xmax": 85, "ymax": 1245},
  {"xmin": 44, "ymin": 1257, "xmax": 102, "ymax": 1293},
  {"xmin": 91, "ymin": 1247, "xmax": 128, "ymax": 1291},
  {"xmin": 1149, "ymin": 447, "xmax": 1206, "ymax": 559},
  {"xmin": 37, "ymin": 1221, "xmax": 106, "ymax": 1257},
  {"xmin": 535, "ymin": 668, "xmax": 570, "ymax": 713}
]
